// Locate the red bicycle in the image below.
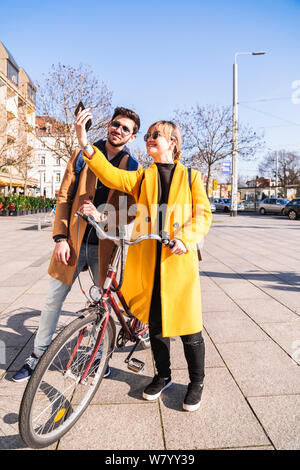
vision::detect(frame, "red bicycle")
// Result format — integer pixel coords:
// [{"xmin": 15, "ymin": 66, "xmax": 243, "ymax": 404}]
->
[{"xmin": 18, "ymin": 211, "xmax": 174, "ymax": 449}]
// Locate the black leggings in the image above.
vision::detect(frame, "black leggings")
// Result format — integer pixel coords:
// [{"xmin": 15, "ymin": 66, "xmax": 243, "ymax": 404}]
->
[
  {"xmin": 149, "ymin": 324, "xmax": 205, "ymax": 384},
  {"xmin": 149, "ymin": 248, "xmax": 205, "ymax": 384},
  {"xmin": 149, "ymin": 242, "xmax": 205, "ymax": 384}
]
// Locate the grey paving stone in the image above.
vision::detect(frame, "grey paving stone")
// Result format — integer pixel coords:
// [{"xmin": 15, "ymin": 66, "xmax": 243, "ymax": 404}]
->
[
  {"xmin": 203, "ymin": 311, "xmax": 269, "ymax": 343},
  {"xmin": 201, "ymin": 294, "xmax": 243, "ymax": 313},
  {"xmin": 0, "ymin": 287, "xmax": 26, "ymax": 304},
  {"xmin": 0, "ymin": 304, "xmax": 11, "ymax": 314},
  {"xmin": 259, "ymin": 321, "xmax": 300, "ymax": 363},
  {"xmin": 220, "ymin": 282, "xmax": 271, "ymax": 300},
  {"xmin": 248, "ymin": 395, "xmax": 300, "ymax": 450},
  {"xmin": 159, "ymin": 368, "xmax": 270, "ymax": 450},
  {"xmin": 237, "ymin": 298, "xmax": 299, "ymax": 323},
  {"xmin": 1, "ymin": 265, "xmax": 49, "ymax": 288},
  {"xmin": 260, "ymin": 289, "xmax": 300, "ymax": 313},
  {"xmin": 217, "ymin": 340, "xmax": 300, "ymax": 396},
  {"xmin": 91, "ymin": 348, "xmax": 154, "ymax": 405},
  {"xmin": 58, "ymin": 403, "xmax": 164, "ymax": 450},
  {"xmin": 0, "ymin": 376, "xmax": 56, "ymax": 450}
]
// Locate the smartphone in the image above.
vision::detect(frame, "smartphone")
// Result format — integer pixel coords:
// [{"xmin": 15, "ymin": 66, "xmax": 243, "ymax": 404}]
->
[{"xmin": 74, "ymin": 101, "xmax": 92, "ymax": 132}]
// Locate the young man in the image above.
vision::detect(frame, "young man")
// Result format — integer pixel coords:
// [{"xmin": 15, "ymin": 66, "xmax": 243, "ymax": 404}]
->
[{"xmin": 13, "ymin": 107, "xmax": 140, "ymax": 382}]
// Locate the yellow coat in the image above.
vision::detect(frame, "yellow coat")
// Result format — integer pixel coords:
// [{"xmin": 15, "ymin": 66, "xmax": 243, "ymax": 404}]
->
[{"xmin": 83, "ymin": 147, "xmax": 212, "ymax": 337}]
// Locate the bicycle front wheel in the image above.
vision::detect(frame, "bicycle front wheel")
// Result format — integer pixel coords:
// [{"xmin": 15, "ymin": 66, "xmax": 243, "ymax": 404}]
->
[{"xmin": 19, "ymin": 309, "xmax": 113, "ymax": 449}]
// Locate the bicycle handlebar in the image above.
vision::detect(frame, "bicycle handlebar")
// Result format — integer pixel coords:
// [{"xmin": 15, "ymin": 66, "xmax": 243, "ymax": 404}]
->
[{"xmin": 75, "ymin": 211, "xmax": 175, "ymax": 248}]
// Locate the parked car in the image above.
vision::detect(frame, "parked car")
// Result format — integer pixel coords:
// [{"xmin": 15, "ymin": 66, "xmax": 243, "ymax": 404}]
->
[
  {"xmin": 282, "ymin": 198, "xmax": 300, "ymax": 220},
  {"xmin": 242, "ymin": 200, "xmax": 255, "ymax": 210},
  {"xmin": 212, "ymin": 198, "xmax": 244, "ymax": 212},
  {"xmin": 209, "ymin": 199, "xmax": 216, "ymax": 212},
  {"xmin": 258, "ymin": 198, "xmax": 289, "ymax": 215}
]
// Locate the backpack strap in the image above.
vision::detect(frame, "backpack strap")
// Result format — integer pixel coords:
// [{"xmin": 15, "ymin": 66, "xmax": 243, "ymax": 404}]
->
[
  {"xmin": 188, "ymin": 167, "xmax": 193, "ymax": 209},
  {"xmin": 137, "ymin": 173, "xmax": 145, "ymax": 199},
  {"xmin": 70, "ymin": 150, "xmax": 85, "ymax": 201}
]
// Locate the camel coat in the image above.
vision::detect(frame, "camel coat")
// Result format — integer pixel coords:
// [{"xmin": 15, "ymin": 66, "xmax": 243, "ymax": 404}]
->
[
  {"xmin": 48, "ymin": 147, "xmax": 136, "ymax": 287},
  {"xmin": 83, "ymin": 146, "xmax": 212, "ymax": 337}
]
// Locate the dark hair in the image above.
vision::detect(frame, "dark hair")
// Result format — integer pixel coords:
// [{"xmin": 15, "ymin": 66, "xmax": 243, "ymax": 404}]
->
[{"xmin": 111, "ymin": 107, "xmax": 140, "ymax": 134}]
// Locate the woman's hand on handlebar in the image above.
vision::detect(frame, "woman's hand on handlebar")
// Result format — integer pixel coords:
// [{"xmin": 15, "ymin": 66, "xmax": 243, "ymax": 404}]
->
[
  {"xmin": 166, "ymin": 238, "xmax": 187, "ymax": 255},
  {"xmin": 78, "ymin": 200, "xmax": 107, "ymax": 223}
]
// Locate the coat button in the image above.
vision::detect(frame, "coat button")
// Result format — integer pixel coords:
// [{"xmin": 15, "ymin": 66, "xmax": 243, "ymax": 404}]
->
[
  {"xmin": 145, "ymin": 216, "xmax": 151, "ymax": 222},
  {"xmin": 173, "ymin": 222, "xmax": 179, "ymax": 228}
]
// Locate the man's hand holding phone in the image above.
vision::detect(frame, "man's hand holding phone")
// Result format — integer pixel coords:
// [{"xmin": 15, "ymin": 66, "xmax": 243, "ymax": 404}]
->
[{"xmin": 74, "ymin": 101, "xmax": 92, "ymax": 149}]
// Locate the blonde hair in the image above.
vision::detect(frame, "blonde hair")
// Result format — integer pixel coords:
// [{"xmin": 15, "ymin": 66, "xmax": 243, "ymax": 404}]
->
[{"xmin": 147, "ymin": 120, "xmax": 183, "ymax": 162}]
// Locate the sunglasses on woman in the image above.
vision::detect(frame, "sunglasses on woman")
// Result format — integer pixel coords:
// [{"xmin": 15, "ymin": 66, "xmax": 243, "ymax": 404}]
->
[
  {"xmin": 144, "ymin": 130, "xmax": 162, "ymax": 142},
  {"xmin": 110, "ymin": 121, "xmax": 131, "ymax": 135},
  {"xmin": 144, "ymin": 131, "xmax": 177, "ymax": 142}
]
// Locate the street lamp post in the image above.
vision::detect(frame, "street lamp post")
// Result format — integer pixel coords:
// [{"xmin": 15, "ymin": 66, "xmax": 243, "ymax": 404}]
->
[{"xmin": 230, "ymin": 51, "xmax": 266, "ymax": 217}]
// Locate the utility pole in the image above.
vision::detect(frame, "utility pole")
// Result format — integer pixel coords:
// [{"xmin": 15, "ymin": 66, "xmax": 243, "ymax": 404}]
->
[
  {"xmin": 231, "ymin": 61, "xmax": 238, "ymax": 217},
  {"xmin": 230, "ymin": 51, "xmax": 266, "ymax": 217},
  {"xmin": 275, "ymin": 152, "xmax": 279, "ymax": 198}
]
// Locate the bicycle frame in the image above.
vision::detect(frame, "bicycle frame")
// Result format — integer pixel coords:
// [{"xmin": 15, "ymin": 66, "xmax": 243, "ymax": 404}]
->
[
  {"xmin": 67, "ymin": 211, "xmax": 174, "ymax": 382},
  {"xmin": 65, "ymin": 244, "xmax": 148, "ymax": 383}
]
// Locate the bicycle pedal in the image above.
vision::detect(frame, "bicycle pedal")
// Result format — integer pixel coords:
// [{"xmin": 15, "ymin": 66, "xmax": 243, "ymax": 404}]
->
[{"xmin": 127, "ymin": 357, "xmax": 145, "ymax": 374}]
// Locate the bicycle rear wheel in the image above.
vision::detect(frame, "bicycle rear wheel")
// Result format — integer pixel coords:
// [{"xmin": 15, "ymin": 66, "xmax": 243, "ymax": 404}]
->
[{"xmin": 19, "ymin": 308, "xmax": 113, "ymax": 449}]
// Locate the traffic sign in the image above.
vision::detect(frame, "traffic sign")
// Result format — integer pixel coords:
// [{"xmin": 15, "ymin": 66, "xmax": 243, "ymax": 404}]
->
[{"xmin": 222, "ymin": 161, "xmax": 231, "ymax": 174}]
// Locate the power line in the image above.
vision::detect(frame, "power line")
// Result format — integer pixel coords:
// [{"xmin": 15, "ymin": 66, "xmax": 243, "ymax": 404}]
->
[
  {"xmin": 239, "ymin": 97, "xmax": 291, "ymax": 104},
  {"xmin": 239, "ymin": 103, "xmax": 300, "ymax": 127}
]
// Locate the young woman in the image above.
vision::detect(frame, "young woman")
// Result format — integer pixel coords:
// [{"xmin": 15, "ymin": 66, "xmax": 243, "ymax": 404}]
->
[{"xmin": 75, "ymin": 110, "xmax": 212, "ymax": 411}]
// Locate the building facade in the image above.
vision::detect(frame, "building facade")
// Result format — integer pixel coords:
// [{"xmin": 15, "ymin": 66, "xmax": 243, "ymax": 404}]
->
[
  {"xmin": 33, "ymin": 116, "xmax": 67, "ymax": 198},
  {"xmin": 0, "ymin": 41, "xmax": 38, "ymax": 195}
]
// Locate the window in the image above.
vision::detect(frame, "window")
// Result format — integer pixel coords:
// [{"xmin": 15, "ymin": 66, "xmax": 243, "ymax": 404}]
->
[
  {"xmin": 56, "ymin": 172, "xmax": 61, "ymax": 183},
  {"xmin": 7, "ymin": 61, "xmax": 19, "ymax": 85},
  {"xmin": 27, "ymin": 83, "xmax": 36, "ymax": 103},
  {"xmin": 56, "ymin": 157, "xmax": 61, "ymax": 165},
  {"xmin": 40, "ymin": 155, "xmax": 45, "ymax": 165}
]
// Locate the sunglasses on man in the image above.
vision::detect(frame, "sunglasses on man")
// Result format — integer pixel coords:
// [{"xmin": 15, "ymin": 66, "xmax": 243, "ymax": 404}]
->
[{"xmin": 110, "ymin": 120, "xmax": 132, "ymax": 135}]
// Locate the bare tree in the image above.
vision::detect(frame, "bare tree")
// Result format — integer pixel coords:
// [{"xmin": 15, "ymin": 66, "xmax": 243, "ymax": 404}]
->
[
  {"xmin": 174, "ymin": 104, "xmax": 264, "ymax": 194},
  {"xmin": 133, "ymin": 146, "xmax": 153, "ymax": 169},
  {"xmin": 35, "ymin": 63, "xmax": 113, "ymax": 162},
  {"xmin": 258, "ymin": 150, "xmax": 300, "ymax": 196}
]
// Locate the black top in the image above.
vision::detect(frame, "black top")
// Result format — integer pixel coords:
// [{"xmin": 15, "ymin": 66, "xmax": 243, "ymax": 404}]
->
[
  {"xmin": 149, "ymin": 163, "xmax": 176, "ymax": 323},
  {"xmin": 156, "ymin": 163, "xmax": 176, "ymax": 232}
]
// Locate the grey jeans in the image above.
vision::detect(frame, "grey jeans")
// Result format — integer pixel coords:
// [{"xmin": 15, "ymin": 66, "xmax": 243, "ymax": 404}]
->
[{"xmin": 34, "ymin": 242, "xmax": 99, "ymax": 356}]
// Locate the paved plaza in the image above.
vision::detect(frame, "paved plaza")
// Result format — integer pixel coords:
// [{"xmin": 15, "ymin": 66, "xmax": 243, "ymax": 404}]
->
[{"xmin": 0, "ymin": 211, "xmax": 299, "ymax": 450}]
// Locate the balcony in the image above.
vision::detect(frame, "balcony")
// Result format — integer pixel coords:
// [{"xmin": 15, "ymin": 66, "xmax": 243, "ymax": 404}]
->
[{"xmin": 6, "ymin": 96, "xmax": 18, "ymax": 120}]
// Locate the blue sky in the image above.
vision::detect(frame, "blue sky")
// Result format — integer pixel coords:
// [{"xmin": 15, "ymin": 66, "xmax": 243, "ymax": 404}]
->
[{"xmin": 1, "ymin": 0, "xmax": 300, "ymax": 179}]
